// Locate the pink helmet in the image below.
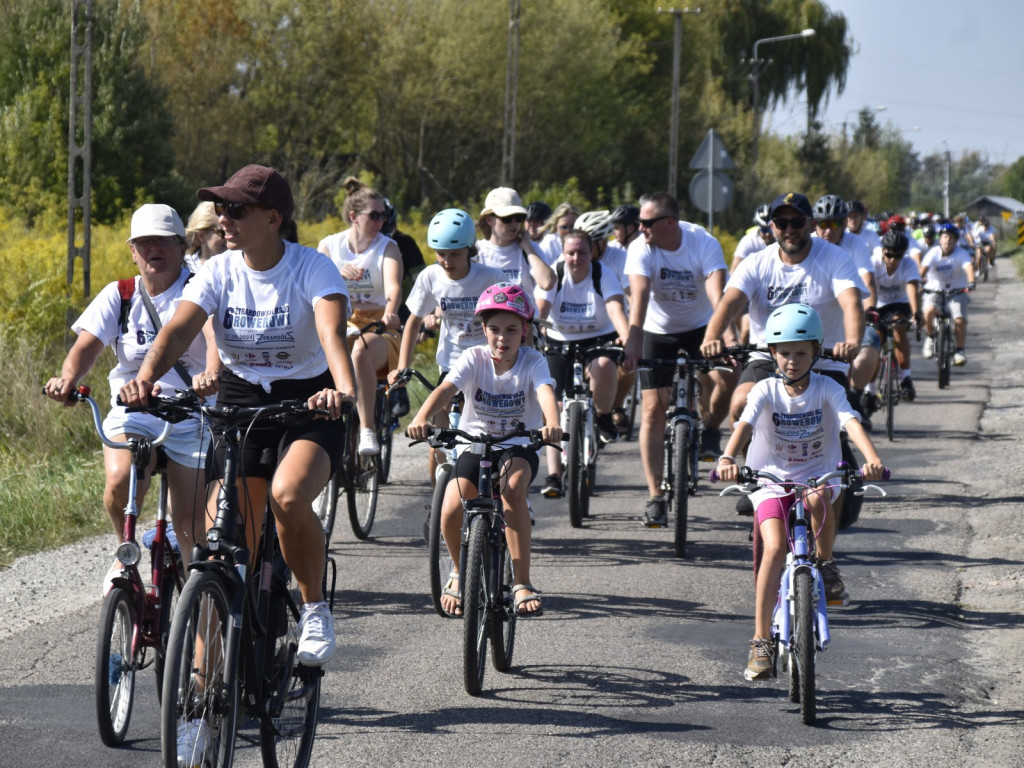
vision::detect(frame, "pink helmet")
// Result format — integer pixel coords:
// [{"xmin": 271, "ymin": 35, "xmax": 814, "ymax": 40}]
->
[{"xmin": 475, "ymin": 282, "xmax": 534, "ymax": 322}]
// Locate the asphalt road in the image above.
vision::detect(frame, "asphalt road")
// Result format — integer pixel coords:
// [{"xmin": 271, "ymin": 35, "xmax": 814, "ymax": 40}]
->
[{"xmin": 2, "ymin": 262, "xmax": 1023, "ymax": 767}]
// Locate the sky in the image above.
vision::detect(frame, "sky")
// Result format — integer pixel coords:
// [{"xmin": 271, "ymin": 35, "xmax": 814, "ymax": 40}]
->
[{"xmin": 765, "ymin": 0, "xmax": 1024, "ymax": 165}]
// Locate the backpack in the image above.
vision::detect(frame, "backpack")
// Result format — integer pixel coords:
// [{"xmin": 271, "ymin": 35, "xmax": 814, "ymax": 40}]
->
[
  {"xmin": 555, "ymin": 260, "xmax": 604, "ymax": 298},
  {"xmin": 117, "ymin": 278, "xmax": 135, "ymax": 336}
]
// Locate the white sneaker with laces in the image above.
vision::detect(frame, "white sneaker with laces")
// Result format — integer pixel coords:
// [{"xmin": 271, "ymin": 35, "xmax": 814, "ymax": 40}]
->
[
  {"xmin": 297, "ymin": 602, "xmax": 336, "ymax": 666},
  {"xmin": 922, "ymin": 336, "xmax": 934, "ymax": 359},
  {"xmin": 177, "ymin": 719, "xmax": 210, "ymax": 768},
  {"xmin": 953, "ymin": 351, "xmax": 966, "ymax": 366},
  {"xmin": 357, "ymin": 428, "xmax": 380, "ymax": 456}
]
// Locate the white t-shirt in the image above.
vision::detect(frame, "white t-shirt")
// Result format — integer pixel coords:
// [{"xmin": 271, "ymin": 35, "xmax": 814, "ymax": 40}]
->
[
  {"xmin": 624, "ymin": 221, "xmax": 727, "ymax": 334},
  {"xmin": 536, "ymin": 263, "xmax": 624, "ymax": 341},
  {"xmin": 475, "ymin": 240, "xmax": 537, "ymax": 294},
  {"xmin": 182, "ymin": 242, "xmax": 349, "ymax": 391},
  {"xmin": 733, "ymin": 228, "xmax": 769, "ymax": 266},
  {"xmin": 318, "ymin": 230, "xmax": 396, "ymax": 310},
  {"xmin": 446, "ymin": 345, "xmax": 555, "ymax": 445},
  {"xmin": 741, "ymin": 373, "xmax": 859, "ymax": 487},
  {"xmin": 921, "ymin": 246, "xmax": 972, "ymax": 291},
  {"xmin": 871, "ymin": 251, "xmax": 921, "ymax": 307},
  {"xmin": 832, "ymin": 231, "xmax": 873, "ymax": 279},
  {"xmin": 727, "ymin": 238, "xmax": 866, "ymax": 372},
  {"xmin": 973, "ymin": 223, "xmax": 996, "ymax": 244},
  {"xmin": 72, "ymin": 268, "xmax": 207, "ymax": 407},
  {"xmin": 853, "ymin": 225, "xmax": 882, "ymax": 253},
  {"xmin": 599, "ymin": 243, "xmax": 630, "ymax": 292},
  {"xmin": 405, "ymin": 261, "xmax": 506, "ymax": 371},
  {"xmin": 535, "ymin": 233, "xmax": 563, "ymax": 266}
]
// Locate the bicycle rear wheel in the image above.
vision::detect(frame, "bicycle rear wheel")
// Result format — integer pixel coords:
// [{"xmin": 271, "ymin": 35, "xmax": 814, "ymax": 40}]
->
[
  {"xmin": 346, "ymin": 454, "xmax": 380, "ymax": 540},
  {"xmin": 488, "ymin": 541, "xmax": 517, "ymax": 672},
  {"xmin": 259, "ymin": 574, "xmax": 321, "ymax": 768},
  {"xmin": 623, "ymin": 376, "xmax": 639, "ymax": 441},
  {"xmin": 793, "ymin": 569, "xmax": 816, "ymax": 725},
  {"xmin": 671, "ymin": 420, "xmax": 691, "ymax": 558},
  {"xmin": 162, "ymin": 570, "xmax": 237, "ymax": 768},
  {"xmin": 882, "ymin": 350, "xmax": 896, "ymax": 442},
  {"xmin": 462, "ymin": 516, "xmax": 489, "ymax": 696},
  {"xmin": 937, "ymin": 321, "xmax": 951, "ymax": 389},
  {"xmin": 95, "ymin": 587, "xmax": 136, "ymax": 746},
  {"xmin": 428, "ymin": 464, "xmax": 456, "ymax": 618},
  {"xmin": 566, "ymin": 402, "xmax": 586, "ymax": 528},
  {"xmin": 314, "ymin": 465, "xmax": 341, "ymax": 545},
  {"xmin": 378, "ymin": 420, "xmax": 395, "ymax": 484}
]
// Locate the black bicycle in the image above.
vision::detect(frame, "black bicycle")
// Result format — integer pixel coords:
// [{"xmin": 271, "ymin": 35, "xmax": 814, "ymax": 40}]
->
[
  {"xmin": 923, "ymin": 288, "xmax": 967, "ymax": 389},
  {"xmin": 314, "ymin": 399, "xmax": 379, "ymax": 541},
  {"xmin": 870, "ymin": 313, "xmax": 914, "ymax": 441}
]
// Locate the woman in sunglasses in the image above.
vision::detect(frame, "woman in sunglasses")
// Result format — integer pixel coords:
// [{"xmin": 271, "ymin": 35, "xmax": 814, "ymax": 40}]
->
[
  {"xmin": 318, "ymin": 176, "xmax": 404, "ymax": 456},
  {"xmin": 475, "ymin": 186, "xmax": 556, "ymax": 295}
]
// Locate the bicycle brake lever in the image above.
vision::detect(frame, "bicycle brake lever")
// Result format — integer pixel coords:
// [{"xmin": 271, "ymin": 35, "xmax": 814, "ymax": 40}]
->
[{"xmin": 854, "ymin": 484, "xmax": 887, "ymax": 498}]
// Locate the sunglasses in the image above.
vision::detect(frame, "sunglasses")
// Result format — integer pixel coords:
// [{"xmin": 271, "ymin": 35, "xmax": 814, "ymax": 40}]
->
[
  {"xmin": 816, "ymin": 219, "xmax": 843, "ymax": 230},
  {"xmin": 772, "ymin": 216, "xmax": 808, "ymax": 230},
  {"xmin": 639, "ymin": 215, "xmax": 673, "ymax": 228},
  {"xmin": 359, "ymin": 210, "xmax": 387, "ymax": 222},
  {"xmin": 498, "ymin": 214, "xmax": 526, "ymax": 223},
  {"xmin": 882, "ymin": 250, "xmax": 905, "ymax": 259},
  {"xmin": 214, "ymin": 201, "xmax": 253, "ymax": 220}
]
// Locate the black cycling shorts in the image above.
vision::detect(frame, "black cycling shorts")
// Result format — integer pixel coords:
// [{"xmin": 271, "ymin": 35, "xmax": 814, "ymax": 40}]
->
[
  {"xmin": 640, "ymin": 327, "xmax": 708, "ymax": 390},
  {"xmin": 545, "ymin": 331, "xmax": 620, "ymax": 397},
  {"xmin": 451, "ymin": 444, "xmax": 539, "ymax": 489}
]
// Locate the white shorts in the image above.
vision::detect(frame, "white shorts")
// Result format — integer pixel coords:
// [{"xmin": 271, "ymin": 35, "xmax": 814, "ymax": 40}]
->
[
  {"xmin": 102, "ymin": 406, "xmax": 208, "ymax": 468},
  {"xmin": 923, "ymin": 292, "xmax": 969, "ymax": 321}
]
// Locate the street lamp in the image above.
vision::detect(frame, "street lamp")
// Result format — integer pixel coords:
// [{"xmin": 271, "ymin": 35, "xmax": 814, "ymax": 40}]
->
[
  {"xmin": 746, "ymin": 28, "xmax": 815, "ymax": 167},
  {"xmin": 843, "ymin": 105, "xmax": 886, "ymax": 145}
]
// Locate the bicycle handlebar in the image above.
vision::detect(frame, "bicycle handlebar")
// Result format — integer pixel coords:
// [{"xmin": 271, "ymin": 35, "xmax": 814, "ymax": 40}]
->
[
  {"xmin": 709, "ymin": 463, "xmax": 890, "ymax": 487},
  {"xmin": 389, "ymin": 367, "xmax": 437, "ymax": 392},
  {"xmin": 408, "ymin": 422, "xmax": 555, "ymax": 452},
  {"xmin": 56, "ymin": 385, "xmax": 174, "ymax": 450},
  {"xmin": 119, "ymin": 390, "xmax": 333, "ymax": 429}
]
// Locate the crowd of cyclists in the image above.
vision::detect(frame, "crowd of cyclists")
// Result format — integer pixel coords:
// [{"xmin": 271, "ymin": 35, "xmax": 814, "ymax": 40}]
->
[{"xmin": 43, "ymin": 164, "xmax": 994, "ymax": 757}]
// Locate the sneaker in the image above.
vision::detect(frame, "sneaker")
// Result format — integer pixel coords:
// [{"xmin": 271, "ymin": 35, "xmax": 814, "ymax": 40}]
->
[
  {"xmin": 357, "ymin": 428, "xmax": 380, "ymax": 456},
  {"xmin": 596, "ymin": 413, "xmax": 618, "ymax": 445},
  {"xmin": 818, "ymin": 558, "xmax": 848, "ymax": 603},
  {"xmin": 297, "ymin": 602, "xmax": 336, "ymax": 666},
  {"xmin": 744, "ymin": 637, "xmax": 776, "ymax": 681},
  {"xmin": 611, "ymin": 408, "xmax": 630, "ymax": 437},
  {"xmin": 642, "ymin": 496, "xmax": 667, "ymax": 527},
  {"xmin": 528, "ymin": 498, "xmax": 535, "ymax": 526},
  {"xmin": 953, "ymin": 350, "xmax": 966, "ymax": 366},
  {"xmin": 700, "ymin": 427, "xmax": 722, "ymax": 459},
  {"xmin": 176, "ymin": 719, "xmax": 210, "ymax": 768},
  {"xmin": 922, "ymin": 335, "xmax": 935, "ymax": 359},
  {"xmin": 900, "ymin": 376, "xmax": 916, "ymax": 401},
  {"xmin": 860, "ymin": 390, "xmax": 879, "ymax": 418},
  {"xmin": 541, "ymin": 473, "xmax": 563, "ymax": 498},
  {"xmin": 102, "ymin": 559, "xmax": 123, "ymax": 598}
]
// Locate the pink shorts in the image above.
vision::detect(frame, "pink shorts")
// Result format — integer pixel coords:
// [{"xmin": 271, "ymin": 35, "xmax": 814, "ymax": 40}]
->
[{"xmin": 751, "ymin": 486, "xmax": 839, "ymax": 582}]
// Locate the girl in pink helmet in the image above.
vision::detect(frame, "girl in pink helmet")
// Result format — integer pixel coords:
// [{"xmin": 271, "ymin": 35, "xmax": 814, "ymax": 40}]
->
[{"xmin": 407, "ymin": 283, "xmax": 562, "ymax": 617}]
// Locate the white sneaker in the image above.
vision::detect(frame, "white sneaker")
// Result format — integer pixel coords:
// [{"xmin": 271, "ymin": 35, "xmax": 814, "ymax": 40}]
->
[
  {"xmin": 922, "ymin": 336, "xmax": 934, "ymax": 359},
  {"xmin": 297, "ymin": 602, "xmax": 336, "ymax": 666},
  {"xmin": 176, "ymin": 719, "xmax": 210, "ymax": 768},
  {"xmin": 102, "ymin": 559, "xmax": 123, "ymax": 598},
  {"xmin": 953, "ymin": 351, "xmax": 966, "ymax": 366},
  {"xmin": 357, "ymin": 428, "xmax": 380, "ymax": 456}
]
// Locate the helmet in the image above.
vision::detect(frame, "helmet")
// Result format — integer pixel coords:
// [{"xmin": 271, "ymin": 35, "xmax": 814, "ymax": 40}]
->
[
  {"xmin": 475, "ymin": 282, "xmax": 534, "ymax": 322},
  {"xmin": 921, "ymin": 224, "xmax": 936, "ymax": 239},
  {"xmin": 813, "ymin": 194, "xmax": 847, "ymax": 220},
  {"xmin": 880, "ymin": 229, "xmax": 909, "ymax": 253},
  {"xmin": 576, "ymin": 210, "xmax": 615, "ymax": 240},
  {"xmin": 886, "ymin": 214, "xmax": 906, "ymax": 231},
  {"xmin": 752, "ymin": 203, "xmax": 771, "ymax": 228},
  {"xmin": 427, "ymin": 208, "xmax": 476, "ymax": 250},
  {"xmin": 765, "ymin": 303, "xmax": 824, "ymax": 345},
  {"xmin": 610, "ymin": 204, "xmax": 640, "ymax": 225},
  {"xmin": 381, "ymin": 198, "xmax": 398, "ymax": 235},
  {"xmin": 526, "ymin": 201, "xmax": 552, "ymax": 223},
  {"xmin": 938, "ymin": 221, "xmax": 959, "ymax": 237}
]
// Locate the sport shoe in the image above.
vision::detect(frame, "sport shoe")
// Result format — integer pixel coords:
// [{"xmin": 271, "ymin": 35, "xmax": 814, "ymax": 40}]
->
[
  {"xmin": 922, "ymin": 335, "xmax": 934, "ymax": 359},
  {"xmin": 818, "ymin": 558, "xmax": 848, "ymax": 603},
  {"xmin": 541, "ymin": 474, "xmax": 563, "ymax": 498},
  {"xmin": 744, "ymin": 637, "xmax": 776, "ymax": 681},
  {"xmin": 953, "ymin": 350, "xmax": 966, "ymax": 366},
  {"xmin": 596, "ymin": 413, "xmax": 618, "ymax": 445},
  {"xmin": 297, "ymin": 602, "xmax": 336, "ymax": 666},
  {"xmin": 177, "ymin": 719, "xmax": 210, "ymax": 768},
  {"xmin": 700, "ymin": 427, "xmax": 722, "ymax": 459},
  {"xmin": 900, "ymin": 376, "xmax": 916, "ymax": 401},
  {"xmin": 642, "ymin": 496, "xmax": 667, "ymax": 527},
  {"xmin": 357, "ymin": 428, "xmax": 380, "ymax": 456},
  {"xmin": 611, "ymin": 408, "xmax": 630, "ymax": 437},
  {"xmin": 860, "ymin": 390, "xmax": 879, "ymax": 418},
  {"xmin": 528, "ymin": 498, "xmax": 535, "ymax": 526}
]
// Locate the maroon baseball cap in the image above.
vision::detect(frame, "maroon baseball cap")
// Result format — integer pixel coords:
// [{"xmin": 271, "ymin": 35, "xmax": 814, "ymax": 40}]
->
[{"xmin": 197, "ymin": 164, "xmax": 294, "ymax": 220}]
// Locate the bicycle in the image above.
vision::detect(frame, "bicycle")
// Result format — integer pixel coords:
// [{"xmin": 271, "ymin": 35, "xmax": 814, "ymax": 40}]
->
[
  {"xmin": 147, "ymin": 392, "xmax": 333, "ymax": 768},
  {"xmin": 413, "ymin": 423, "xmax": 553, "ymax": 696},
  {"xmin": 314, "ymin": 394, "xmax": 379, "ymax": 541},
  {"xmin": 352, "ymin": 320, "xmax": 403, "ymax": 484},
  {"xmin": 870, "ymin": 313, "xmax": 913, "ymax": 441},
  {"xmin": 923, "ymin": 287, "xmax": 967, "ymax": 389},
  {"xmin": 712, "ymin": 463, "xmax": 888, "ymax": 725},
  {"xmin": 62, "ymin": 386, "xmax": 187, "ymax": 747}
]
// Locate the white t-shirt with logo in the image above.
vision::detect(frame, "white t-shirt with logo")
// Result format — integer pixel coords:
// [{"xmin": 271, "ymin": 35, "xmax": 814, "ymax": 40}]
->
[
  {"xmin": 446, "ymin": 345, "xmax": 555, "ymax": 445},
  {"xmin": 182, "ymin": 242, "xmax": 349, "ymax": 390},
  {"xmin": 871, "ymin": 251, "xmax": 921, "ymax": 307},
  {"xmin": 405, "ymin": 261, "xmax": 506, "ymax": 371},
  {"xmin": 624, "ymin": 221, "xmax": 727, "ymax": 334},
  {"xmin": 599, "ymin": 243, "xmax": 630, "ymax": 292},
  {"xmin": 475, "ymin": 240, "xmax": 537, "ymax": 294},
  {"xmin": 733, "ymin": 227, "xmax": 769, "ymax": 266},
  {"xmin": 73, "ymin": 268, "xmax": 207, "ymax": 406},
  {"xmin": 536, "ymin": 263, "xmax": 624, "ymax": 342},
  {"xmin": 318, "ymin": 230, "xmax": 395, "ymax": 310},
  {"xmin": 921, "ymin": 246, "xmax": 972, "ymax": 291}
]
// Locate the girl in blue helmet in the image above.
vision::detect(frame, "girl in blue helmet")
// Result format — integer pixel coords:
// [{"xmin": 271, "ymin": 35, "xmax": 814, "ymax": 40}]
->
[{"xmin": 714, "ymin": 303, "xmax": 884, "ymax": 681}]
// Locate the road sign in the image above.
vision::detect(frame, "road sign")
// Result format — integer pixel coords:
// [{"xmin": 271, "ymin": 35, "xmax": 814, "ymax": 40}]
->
[
  {"xmin": 689, "ymin": 129, "xmax": 734, "ymax": 170},
  {"xmin": 1017, "ymin": 219, "xmax": 1024, "ymax": 246},
  {"xmin": 689, "ymin": 169, "xmax": 734, "ymax": 214}
]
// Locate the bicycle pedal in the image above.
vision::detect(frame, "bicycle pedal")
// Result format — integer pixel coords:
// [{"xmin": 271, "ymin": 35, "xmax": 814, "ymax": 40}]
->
[{"xmin": 826, "ymin": 597, "xmax": 846, "ymax": 607}]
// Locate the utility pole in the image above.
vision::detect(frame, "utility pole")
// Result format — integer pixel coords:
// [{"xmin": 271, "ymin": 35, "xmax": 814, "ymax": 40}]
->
[
  {"xmin": 67, "ymin": 0, "xmax": 93, "ymax": 304},
  {"xmin": 501, "ymin": 0, "xmax": 521, "ymax": 187},
  {"xmin": 659, "ymin": 7, "xmax": 700, "ymax": 198},
  {"xmin": 942, "ymin": 140, "xmax": 951, "ymax": 219}
]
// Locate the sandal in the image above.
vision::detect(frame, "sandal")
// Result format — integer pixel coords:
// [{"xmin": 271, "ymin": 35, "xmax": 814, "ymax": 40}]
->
[
  {"xmin": 442, "ymin": 572, "xmax": 462, "ymax": 617},
  {"xmin": 512, "ymin": 584, "xmax": 544, "ymax": 617}
]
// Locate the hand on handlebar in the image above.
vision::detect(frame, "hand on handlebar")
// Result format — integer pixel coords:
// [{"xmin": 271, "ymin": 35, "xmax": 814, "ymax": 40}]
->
[
  {"xmin": 192, "ymin": 369, "xmax": 221, "ymax": 397},
  {"xmin": 832, "ymin": 341, "xmax": 859, "ymax": 362},
  {"xmin": 700, "ymin": 338, "xmax": 724, "ymax": 360},
  {"xmin": 540, "ymin": 424, "xmax": 562, "ymax": 445},
  {"xmin": 306, "ymin": 388, "xmax": 354, "ymax": 420},
  {"xmin": 118, "ymin": 378, "xmax": 160, "ymax": 407},
  {"xmin": 714, "ymin": 460, "xmax": 739, "ymax": 483},
  {"xmin": 405, "ymin": 419, "xmax": 432, "ymax": 441},
  {"xmin": 859, "ymin": 461, "xmax": 886, "ymax": 482}
]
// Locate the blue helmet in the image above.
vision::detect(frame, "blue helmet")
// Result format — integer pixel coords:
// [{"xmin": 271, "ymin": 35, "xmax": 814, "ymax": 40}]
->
[
  {"xmin": 765, "ymin": 304, "xmax": 824, "ymax": 345},
  {"xmin": 937, "ymin": 221, "xmax": 959, "ymax": 237},
  {"xmin": 427, "ymin": 208, "xmax": 476, "ymax": 250}
]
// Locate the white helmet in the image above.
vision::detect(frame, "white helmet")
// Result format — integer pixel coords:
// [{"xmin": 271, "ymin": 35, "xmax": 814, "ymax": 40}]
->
[{"xmin": 575, "ymin": 210, "xmax": 614, "ymax": 241}]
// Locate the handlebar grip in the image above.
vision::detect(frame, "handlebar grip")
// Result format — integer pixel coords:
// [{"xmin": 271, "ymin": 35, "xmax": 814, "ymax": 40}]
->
[
  {"xmin": 881, "ymin": 467, "xmax": 891, "ymax": 481},
  {"xmin": 709, "ymin": 469, "xmax": 720, "ymax": 484}
]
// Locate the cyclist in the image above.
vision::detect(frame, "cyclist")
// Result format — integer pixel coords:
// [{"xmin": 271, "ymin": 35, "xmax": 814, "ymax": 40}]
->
[
  {"xmin": 475, "ymin": 187, "xmax": 556, "ymax": 293},
  {"xmin": 715, "ymin": 303, "xmax": 884, "ymax": 680},
  {"xmin": 525, "ymin": 201, "xmax": 554, "ymax": 261},
  {"xmin": 535, "ymin": 228, "xmax": 630, "ymax": 497},
  {"xmin": 119, "ymin": 165, "xmax": 357, "ymax": 676},
  {"xmin": 731, "ymin": 204, "xmax": 776, "ymax": 274},
  {"xmin": 183, "ymin": 201, "xmax": 227, "ymax": 271},
  {"xmin": 45, "ymin": 203, "xmax": 215, "ymax": 591},
  {"xmin": 406, "ymin": 283, "xmax": 562, "ymax": 617},
  {"xmin": 845, "ymin": 200, "xmax": 882, "ymax": 253},
  {"xmin": 868, "ymin": 229, "xmax": 923, "ymax": 400},
  {"xmin": 921, "ymin": 221, "xmax": 976, "ymax": 366},
  {"xmin": 609, "ymin": 203, "xmax": 641, "ymax": 251},
  {"xmin": 622, "ymin": 191, "xmax": 731, "ymax": 527},
  {"xmin": 381, "ymin": 197, "xmax": 426, "ymax": 328},
  {"xmin": 318, "ymin": 177, "xmax": 404, "ymax": 456},
  {"xmin": 972, "ymin": 215, "xmax": 997, "ymax": 272},
  {"xmin": 535, "ymin": 202, "xmax": 581, "ymax": 266}
]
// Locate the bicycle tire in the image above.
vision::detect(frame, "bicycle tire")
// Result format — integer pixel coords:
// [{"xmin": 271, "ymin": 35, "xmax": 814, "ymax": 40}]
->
[
  {"xmin": 793, "ymin": 569, "xmax": 816, "ymax": 725},
  {"xmin": 154, "ymin": 561, "xmax": 182, "ymax": 703},
  {"xmin": 161, "ymin": 570, "xmax": 238, "ymax": 768},
  {"xmin": 782, "ymin": 635, "xmax": 798, "ymax": 703},
  {"xmin": 672, "ymin": 420, "xmax": 691, "ymax": 558},
  {"xmin": 378, "ymin": 420, "xmax": 395, "ymax": 484},
  {"xmin": 314, "ymin": 465, "xmax": 341, "ymax": 545},
  {"xmin": 346, "ymin": 453, "xmax": 380, "ymax": 540},
  {"xmin": 95, "ymin": 587, "xmax": 136, "ymax": 746},
  {"xmin": 566, "ymin": 402, "xmax": 585, "ymax": 528},
  {"xmin": 836, "ymin": 436, "xmax": 862, "ymax": 531},
  {"xmin": 882, "ymin": 350, "xmax": 896, "ymax": 442},
  {"xmin": 462, "ymin": 516, "xmax": 489, "ymax": 696},
  {"xmin": 259, "ymin": 575, "xmax": 321, "ymax": 768},
  {"xmin": 937, "ymin": 321, "xmax": 951, "ymax": 389},
  {"xmin": 428, "ymin": 464, "xmax": 456, "ymax": 618},
  {"xmin": 623, "ymin": 376, "xmax": 639, "ymax": 441},
  {"xmin": 488, "ymin": 542, "xmax": 517, "ymax": 672}
]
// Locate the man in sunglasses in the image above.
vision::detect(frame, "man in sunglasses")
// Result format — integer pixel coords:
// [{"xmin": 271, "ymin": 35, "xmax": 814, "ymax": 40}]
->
[
  {"xmin": 846, "ymin": 199, "xmax": 882, "ymax": 253},
  {"xmin": 622, "ymin": 191, "xmax": 731, "ymax": 528},
  {"xmin": 700, "ymin": 191, "xmax": 867, "ymax": 602}
]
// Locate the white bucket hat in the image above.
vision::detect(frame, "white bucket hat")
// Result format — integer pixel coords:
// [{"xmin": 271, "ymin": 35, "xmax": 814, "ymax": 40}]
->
[
  {"xmin": 480, "ymin": 187, "xmax": 527, "ymax": 219},
  {"xmin": 126, "ymin": 204, "xmax": 186, "ymax": 242}
]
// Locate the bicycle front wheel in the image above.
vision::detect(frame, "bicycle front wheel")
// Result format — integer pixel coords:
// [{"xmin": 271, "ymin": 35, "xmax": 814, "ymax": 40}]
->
[
  {"xmin": 161, "ymin": 570, "xmax": 237, "ymax": 768},
  {"xmin": 428, "ymin": 464, "xmax": 456, "ymax": 618},
  {"xmin": 488, "ymin": 541, "xmax": 516, "ymax": 672},
  {"xmin": 671, "ymin": 420, "xmax": 691, "ymax": 558},
  {"xmin": 937, "ymin": 321, "xmax": 951, "ymax": 389},
  {"xmin": 346, "ymin": 454, "xmax": 380, "ymax": 540},
  {"xmin": 793, "ymin": 569, "xmax": 816, "ymax": 725},
  {"xmin": 882, "ymin": 350, "xmax": 896, "ymax": 442},
  {"xmin": 155, "ymin": 561, "xmax": 183, "ymax": 703},
  {"xmin": 566, "ymin": 402, "xmax": 585, "ymax": 528},
  {"xmin": 95, "ymin": 587, "xmax": 136, "ymax": 746},
  {"xmin": 462, "ymin": 516, "xmax": 489, "ymax": 696}
]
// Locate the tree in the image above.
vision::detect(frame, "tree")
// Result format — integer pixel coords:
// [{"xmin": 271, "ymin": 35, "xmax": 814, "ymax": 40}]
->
[{"xmin": 999, "ymin": 156, "xmax": 1024, "ymax": 202}]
